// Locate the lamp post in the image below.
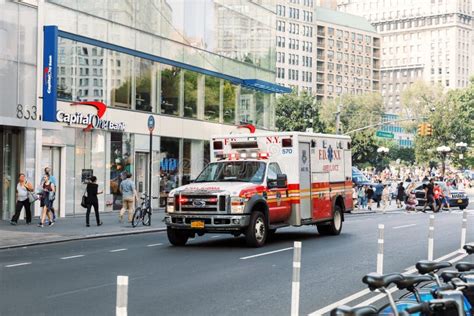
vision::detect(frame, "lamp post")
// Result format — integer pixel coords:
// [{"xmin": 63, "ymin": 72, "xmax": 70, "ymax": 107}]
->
[
  {"xmin": 377, "ymin": 147, "xmax": 389, "ymax": 171},
  {"xmin": 455, "ymin": 142, "xmax": 468, "ymax": 169},
  {"xmin": 436, "ymin": 146, "xmax": 451, "ymax": 177}
]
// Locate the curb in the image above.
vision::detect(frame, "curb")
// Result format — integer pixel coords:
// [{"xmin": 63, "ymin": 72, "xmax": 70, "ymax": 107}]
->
[{"xmin": 0, "ymin": 227, "xmax": 167, "ymax": 250}]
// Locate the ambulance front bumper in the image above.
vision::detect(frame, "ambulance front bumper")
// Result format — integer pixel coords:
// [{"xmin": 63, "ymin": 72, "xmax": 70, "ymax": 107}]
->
[{"xmin": 164, "ymin": 213, "xmax": 250, "ymax": 231}]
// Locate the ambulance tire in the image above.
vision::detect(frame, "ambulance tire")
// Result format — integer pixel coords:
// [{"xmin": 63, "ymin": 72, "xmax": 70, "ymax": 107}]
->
[
  {"xmin": 245, "ymin": 211, "xmax": 268, "ymax": 247},
  {"xmin": 167, "ymin": 227, "xmax": 189, "ymax": 246},
  {"xmin": 317, "ymin": 206, "xmax": 343, "ymax": 236}
]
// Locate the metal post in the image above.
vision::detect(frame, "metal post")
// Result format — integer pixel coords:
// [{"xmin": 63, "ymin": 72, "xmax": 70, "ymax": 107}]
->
[
  {"xmin": 149, "ymin": 131, "xmax": 153, "ymax": 203},
  {"xmin": 377, "ymin": 224, "xmax": 384, "ymax": 274},
  {"xmin": 291, "ymin": 241, "xmax": 302, "ymax": 316},
  {"xmin": 116, "ymin": 275, "xmax": 128, "ymax": 316},
  {"xmin": 428, "ymin": 215, "xmax": 435, "ymax": 260},
  {"xmin": 460, "ymin": 210, "xmax": 467, "ymax": 252},
  {"xmin": 335, "ymin": 103, "xmax": 341, "ymax": 134}
]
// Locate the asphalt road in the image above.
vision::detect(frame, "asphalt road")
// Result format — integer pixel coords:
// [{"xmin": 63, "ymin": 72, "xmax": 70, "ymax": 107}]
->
[{"xmin": 1, "ymin": 203, "xmax": 473, "ymax": 315}]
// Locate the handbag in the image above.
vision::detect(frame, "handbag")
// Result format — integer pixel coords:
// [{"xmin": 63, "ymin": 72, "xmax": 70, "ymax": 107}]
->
[
  {"xmin": 81, "ymin": 187, "xmax": 89, "ymax": 208},
  {"xmin": 27, "ymin": 191, "xmax": 38, "ymax": 203}
]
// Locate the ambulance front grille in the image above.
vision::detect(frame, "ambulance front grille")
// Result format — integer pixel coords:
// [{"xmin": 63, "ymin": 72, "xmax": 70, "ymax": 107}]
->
[{"xmin": 178, "ymin": 195, "xmax": 227, "ymax": 212}]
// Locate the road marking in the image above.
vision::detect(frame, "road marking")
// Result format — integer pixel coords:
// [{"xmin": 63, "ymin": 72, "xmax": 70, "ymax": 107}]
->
[
  {"xmin": 393, "ymin": 224, "xmax": 416, "ymax": 229},
  {"xmin": 110, "ymin": 248, "xmax": 127, "ymax": 253},
  {"xmin": 240, "ymin": 247, "xmax": 294, "ymax": 260},
  {"xmin": 310, "ymin": 248, "xmax": 470, "ymax": 315},
  {"xmin": 5, "ymin": 262, "xmax": 31, "ymax": 268},
  {"xmin": 60, "ymin": 255, "xmax": 84, "ymax": 260},
  {"xmin": 146, "ymin": 243, "xmax": 163, "ymax": 247}
]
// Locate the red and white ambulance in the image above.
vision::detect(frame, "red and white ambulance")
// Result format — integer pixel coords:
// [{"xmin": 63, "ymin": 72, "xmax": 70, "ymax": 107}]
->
[{"xmin": 164, "ymin": 131, "xmax": 353, "ymax": 247}]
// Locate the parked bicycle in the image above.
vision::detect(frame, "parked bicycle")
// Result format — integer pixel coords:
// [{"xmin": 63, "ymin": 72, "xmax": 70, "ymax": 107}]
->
[{"xmin": 132, "ymin": 193, "xmax": 158, "ymax": 227}]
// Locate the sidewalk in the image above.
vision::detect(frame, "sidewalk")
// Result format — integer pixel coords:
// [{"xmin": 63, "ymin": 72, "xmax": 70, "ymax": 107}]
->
[
  {"xmin": 0, "ymin": 210, "xmax": 167, "ymax": 250},
  {"xmin": 350, "ymin": 203, "xmax": 402, "ymax": 215}
]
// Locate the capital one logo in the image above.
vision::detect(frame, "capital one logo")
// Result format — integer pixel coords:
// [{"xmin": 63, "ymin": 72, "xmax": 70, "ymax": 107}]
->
[
  {"xmin": 43, "ymin": 55, "xmax": 53, "ymax": 94},
  {"xmin": 72, "ymin": 101, "xmax": 107, "ymax": 131},
  {"xmin": 56, "ymin": 101, "xmax": 125, "ymax": 131}
]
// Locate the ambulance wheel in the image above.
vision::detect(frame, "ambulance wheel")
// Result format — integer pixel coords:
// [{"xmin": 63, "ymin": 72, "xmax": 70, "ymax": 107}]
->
[
  {"xmin": 245, "ymin": 211, "xmax": 267, "ymax": 247},
  {"xmin": 317, "ymin": 206, "xmax": 342, "ymax": 236},
  {"xmin": 167, "ymin": 227, "xmax": 189, "ymax": 246}
]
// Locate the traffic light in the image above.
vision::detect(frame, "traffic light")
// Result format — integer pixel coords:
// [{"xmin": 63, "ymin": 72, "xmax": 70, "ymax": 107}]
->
[
  {"xmin": 417, "ymin": 123, "xmax": 426, "ymax": 136},
  {"xmin": 425, "ymin": 123, "xmax": 433, "ymax": 136}
]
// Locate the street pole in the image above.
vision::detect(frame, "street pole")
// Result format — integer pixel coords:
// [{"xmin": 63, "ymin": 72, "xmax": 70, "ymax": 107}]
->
[
  {"xmin": 335, "ymin": 102, "xmax": 341, "ymax": 135},
  {"xmin": 147, "ymin": 115, "xmax": 155, "ymax": 205}
]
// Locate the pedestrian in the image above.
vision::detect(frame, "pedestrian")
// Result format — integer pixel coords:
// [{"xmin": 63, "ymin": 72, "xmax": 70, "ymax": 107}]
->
[
  {"xmin": 374, "ymin": 180, "xmax": 384, "ymax": 208},
  {"xmin": 396, "ymin": 182, "xmax": 406, "ymax": 209},
  {"xmin": 422, "ymin": 178, "xmax": 436, "ymax": 213},
  {"xmin": 405, "ymin": 184, "xmax": 418, "ymax": 212},
  {"xmin": 433, "ymin": 183, "xmax": 443, "ymax": 212},
  {"xmin": 439, "ymin": 187, "xmax": 450, "ymax": 211},
  {"xmin": 10, "ymin": 173, "xmax": 33, "ymax": 225},
  {"xmin": 43, "ymin": 167, "xmax": 57, "ymax": 222},
  {"xmin": 85, "ymin": 176, "xmax": 103, "ymax": 227},
  {"xmin": 39, "ymin": 174, "xmax": 55, "ymax": 227},
  {"xmin": 382, "ymin": 185, "xmax": 390, "ymax": 211},
  {"xmin": 352, "ymin": 185, "xmax": 358, "ymax": 208},
  {"xmin": 358, "ymin": 185, "xmax": 366, "ymax": 209},
  {"xmin": 119, "ymin": 172, "xmax": 137, "ymax": 224},
  {"xmin": 366, "ymin": 185, "xmax": 374, "ymax": 211}
]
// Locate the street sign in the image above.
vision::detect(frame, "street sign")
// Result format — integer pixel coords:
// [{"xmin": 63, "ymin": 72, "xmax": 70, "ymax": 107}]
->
[
  {"xmin": 376, "ymin": 130, "xmax": 394, "ymax": 139},
  {"xmin": 147, "ymin": 115, "xmax": 155, "ymax": 132}
]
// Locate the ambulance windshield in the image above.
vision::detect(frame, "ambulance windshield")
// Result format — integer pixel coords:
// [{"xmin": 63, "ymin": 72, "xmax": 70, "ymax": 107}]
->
[{"xmin": 194, "ymin": 161, "xmax": 266, "ymax": 184}]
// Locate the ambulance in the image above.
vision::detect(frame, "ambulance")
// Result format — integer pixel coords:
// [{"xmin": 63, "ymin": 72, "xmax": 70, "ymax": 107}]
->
[{"xmin": 164, "ymin": 131, "xmax": 353, "ymax": 247}]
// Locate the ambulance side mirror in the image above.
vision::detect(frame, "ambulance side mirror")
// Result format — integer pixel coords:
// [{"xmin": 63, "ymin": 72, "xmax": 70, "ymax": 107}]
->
[{"xmin": 269, "ymin": 174, "xmax": 287, "ymax": 189}]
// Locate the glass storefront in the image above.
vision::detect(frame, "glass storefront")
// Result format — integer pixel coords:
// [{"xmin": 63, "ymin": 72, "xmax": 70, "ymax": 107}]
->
[{"xmin": 0, "ymin": 129, "xmax": 20, "ymax": 221}]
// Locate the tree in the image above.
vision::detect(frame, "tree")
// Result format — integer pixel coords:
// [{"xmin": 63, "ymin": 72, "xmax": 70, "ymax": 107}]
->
[
  {"xmin": 400, "ymin": 81, "xmax": 445, "ymax": 123},
  {"xmin": 320, "ymin": 93, "xmax": 385, "ymax": 166},
  {"xmin": 413, "ymin": 82, "xmax": 473, "ymax": 167},
  {"xmin": 275, "ymin": 92, "xmax": 325, "ymax": 132}
]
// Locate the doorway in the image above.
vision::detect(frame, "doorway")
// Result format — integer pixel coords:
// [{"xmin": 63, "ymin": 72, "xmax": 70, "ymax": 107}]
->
[
  {"xmin": 135, "ymin": 152, "xmax": 149, "ymax": 197},
  {"xmin": 0, "ymin": 129, "xmax": 20, "ymax": 220},
  {"xmin": 42, "ymin": 146, "xmax": 62, "ymax": 216}
]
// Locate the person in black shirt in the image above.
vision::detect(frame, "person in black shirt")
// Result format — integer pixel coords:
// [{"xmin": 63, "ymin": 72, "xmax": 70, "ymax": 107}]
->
[
  {"xmin": 86, "ymin": 176, "xmax": 103, "ymax": 227},
  {"xmin": 422, "ymin": 179, "xmax": 436, "ymax": 213}
]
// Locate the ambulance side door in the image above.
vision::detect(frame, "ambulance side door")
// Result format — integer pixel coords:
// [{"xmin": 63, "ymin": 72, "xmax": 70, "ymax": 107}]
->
[{"xmin": 266, "ymin": 162, "xmax": 291, "ymax": 223}]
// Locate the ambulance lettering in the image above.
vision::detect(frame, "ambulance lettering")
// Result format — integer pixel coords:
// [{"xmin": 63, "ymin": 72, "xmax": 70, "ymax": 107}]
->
[{"xmin": 319, "ymin": 145, "xmax": 341, "ymax": 172}]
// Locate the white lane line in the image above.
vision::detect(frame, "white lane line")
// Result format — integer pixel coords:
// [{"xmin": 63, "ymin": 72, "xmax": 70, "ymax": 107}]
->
[
  {"xmin": 240, "ymin": 247, "xmax": 294, "ymax": 260},
  {"xmin": 146, "ymin": 243, "xmax": 163, "ymax": 247},
  {"xmin": 5, "ymin": 262, "xmax": 32, "ymax": 268},
  {"xmin": 109, "ymin": 248, "xmax": 127, "ymax": 253},
  {"xmin": 60, "ymin": 255, "xmax": 85, "ymax": 260},
  {"xmin": 393, "ymin": 224, "xmax": 416, "ymax": 229},
  {"xmin": 308, "ymin": 289, "xmax": 371, "ymax": 315},
  {"xmin": 310, "ymin": 248, "xmax": 471, "ymax": 315}
]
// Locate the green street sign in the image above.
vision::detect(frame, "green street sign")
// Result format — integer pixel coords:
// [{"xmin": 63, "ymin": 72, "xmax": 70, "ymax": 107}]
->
[{"xmin": 376, "ymin": 131, "xmax": 394, "ymax": 139}]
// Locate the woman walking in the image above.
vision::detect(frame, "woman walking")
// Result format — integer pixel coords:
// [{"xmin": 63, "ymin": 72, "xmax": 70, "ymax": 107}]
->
[
  {"xmin": 39, "ymin": 174, "xmax": 55, "ymax": 227},
  {"xmin": 10, "ymin": 173, "xmax": 33, "ymax": 225},
  {"xmin": 86, "ymin": 176, "xmax": 103, "ymax": 227},
  {"xmin": 396, "ymin": 182, "xmax": 406, "ymax": 209}
]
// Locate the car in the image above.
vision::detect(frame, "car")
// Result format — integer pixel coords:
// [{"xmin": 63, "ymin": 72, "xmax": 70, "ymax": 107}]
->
[
  {"xmin": 352, "ymin": 167, "xmax": 372, "ymax": 186},
  {"xmin": 411, "ymin": 181, "xmax": 469, "ymax": 210}
]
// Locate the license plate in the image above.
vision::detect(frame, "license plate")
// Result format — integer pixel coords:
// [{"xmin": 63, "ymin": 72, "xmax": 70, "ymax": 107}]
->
[
  {"xmin": 458, "ymin": 199, "xmax": 463, "ymax": 203},
  {"xmin": 191, "ymin": 221, "xmax": 205, "ymax": 229}
]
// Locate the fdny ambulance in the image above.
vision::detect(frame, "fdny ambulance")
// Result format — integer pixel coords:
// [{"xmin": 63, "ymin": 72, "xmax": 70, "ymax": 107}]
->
[{"xmin": 164, "ymin": 131, "xmax": 352, "ymax": 247}]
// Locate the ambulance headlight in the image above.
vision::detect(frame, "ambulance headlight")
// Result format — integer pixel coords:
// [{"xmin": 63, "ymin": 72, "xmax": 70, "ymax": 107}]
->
[
  {"xmin": 231, "ymin": 197, "xmax": 246, "ymax": 214},
  {"xmin": 167, "ymin": 197, "xmax": 175, "ymax": 213}
]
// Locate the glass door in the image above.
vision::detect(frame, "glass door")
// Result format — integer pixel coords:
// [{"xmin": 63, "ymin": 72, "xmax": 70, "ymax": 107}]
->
[
  {"xmin": 1, "ymin": 129, "xmax": 19, "ymax": 221},
  {"xmin": 135, "ymin": 152, "xmax": 149, "ymax": 197},
  {"xmin": 41, "ymin": 146, "xmax": 62, "ymax": 215}
]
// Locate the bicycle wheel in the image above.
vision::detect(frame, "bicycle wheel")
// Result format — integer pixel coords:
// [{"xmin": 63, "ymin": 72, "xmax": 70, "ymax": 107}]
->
[
  {"xmin": 143, "ymin": 209, "xmax": 151, "ymax": 226},
  {"xmin": 132, "ymin": 208, "xmax": 143, "ymax": 227}
]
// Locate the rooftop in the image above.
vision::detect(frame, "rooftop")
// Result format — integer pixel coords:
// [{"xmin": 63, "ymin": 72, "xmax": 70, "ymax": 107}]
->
[{"xmin": 315, "ymin": 6, "xmax": 377, "ymax": 34}]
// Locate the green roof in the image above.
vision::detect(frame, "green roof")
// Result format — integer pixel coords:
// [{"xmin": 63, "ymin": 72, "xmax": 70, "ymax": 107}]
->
[{"xmin": 315, "ymin": 6, "xmax": 377, "ymax": 34}]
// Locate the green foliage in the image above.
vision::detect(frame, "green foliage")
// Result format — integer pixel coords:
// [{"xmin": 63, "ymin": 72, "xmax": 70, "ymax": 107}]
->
[{"xmin": 275, "ymin": 92, "xmax": 325, "ymax": 132}]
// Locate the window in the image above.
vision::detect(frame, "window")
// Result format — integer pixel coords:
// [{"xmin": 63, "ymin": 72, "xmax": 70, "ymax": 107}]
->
[
  {"xmin": 183, "ymin": 71, "xmax": 198, "ymax": 118},
  {"xmin": 161, "ymin": 65, "xmax": 180, "ymax": 116},
  {"xmin": 135, "ymin": 58, "xmax": 153, "ymax": 112},
  {"xmin": 204, "ymin": 76, "xmax": 220, "ymax": 122}
]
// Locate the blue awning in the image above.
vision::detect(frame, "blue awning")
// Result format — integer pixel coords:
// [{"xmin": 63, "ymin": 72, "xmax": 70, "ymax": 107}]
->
[{"xmin": 242, "ymin": 79, "xmax": 292, "ymax": 94}]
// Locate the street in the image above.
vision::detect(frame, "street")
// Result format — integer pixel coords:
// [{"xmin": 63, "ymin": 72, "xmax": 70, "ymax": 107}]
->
[{"xmin": 1, "ymin": 202, "xmax": 473, "ymax": 316}]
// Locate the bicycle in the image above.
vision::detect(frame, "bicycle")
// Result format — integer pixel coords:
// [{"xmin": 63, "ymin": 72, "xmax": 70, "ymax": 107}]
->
[{"xmin": 132, "ymin": 193, "xmax": 158, "ymax": 227}]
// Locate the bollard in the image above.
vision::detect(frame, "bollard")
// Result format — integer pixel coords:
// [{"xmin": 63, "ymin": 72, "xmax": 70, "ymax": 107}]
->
[
  {"xmin": 116, "ymin": 275, "xmax": 129, "ymax": 316},
  {"xmin": 428, "ymin": 215, "xmax": 435, "ymax": 261},
  {"xmin": 460, "ymin": 210, "xmax": 467, "ymax": 252},
  {"xmin": 291, "ymin": 241, "xmax": 302, "ymax": 316},
  {"xmin": 377, "ymin": 224, "xmax": 384, "ymax": 274}
]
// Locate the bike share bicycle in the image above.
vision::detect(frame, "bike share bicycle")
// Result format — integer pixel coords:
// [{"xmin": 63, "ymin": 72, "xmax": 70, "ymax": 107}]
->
[
  {"xmin": 331, "ymin": 244, "xmax": 474, "ymax": 316},
  {"xmin": 132, "ymin": 193, "xmax": 158, "ymax": 227}
]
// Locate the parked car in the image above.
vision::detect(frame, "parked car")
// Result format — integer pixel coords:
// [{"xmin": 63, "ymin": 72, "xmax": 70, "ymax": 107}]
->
[
  {"xmin": 352, "ymin": 167, "xmax": 371, "ymax": 186},
  {"xmin": 411, "ymin": 181, "xmax": 469, "ymax": 210}
]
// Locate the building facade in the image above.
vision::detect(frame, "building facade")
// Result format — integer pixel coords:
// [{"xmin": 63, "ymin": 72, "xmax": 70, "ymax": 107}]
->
[
  {"xmin": 0, "ymin": 0, "xmax": 287, "ymax": 221},
  {"xmin": 275, "ymin": 3, "xmax": 381, "ymax": 100},
  {"xmin": 338, "ymin": 0, "xmax": 474, "ymax": 114}
]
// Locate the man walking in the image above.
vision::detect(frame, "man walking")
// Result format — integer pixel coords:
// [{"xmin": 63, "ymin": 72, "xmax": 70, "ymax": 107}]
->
[
  {"xmin": 374, "ymin": 180, "xmax": 384, "ymax": 208},
  {"xmin": 422, "ymin": 178, "xmax": 436, "ymax": 213},
  {"xmin": 119, "ymin": 172, "xmax": 136, "ymax": 224}
]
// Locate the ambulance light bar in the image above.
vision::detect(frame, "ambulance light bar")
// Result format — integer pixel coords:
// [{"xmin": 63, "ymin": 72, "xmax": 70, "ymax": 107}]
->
[
  {"xmin": 227, "ymin": 151, "xmax": 269, "ymax": 160},
  {"xmin": 230, "ymin": 141, "xmax": 258, "ymax": 149}
]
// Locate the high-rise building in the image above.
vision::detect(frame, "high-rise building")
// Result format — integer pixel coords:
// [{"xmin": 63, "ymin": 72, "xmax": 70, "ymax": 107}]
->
[
  {"xmin": 275, "ymin": 3, "xmax": 381, "ymax": 100},
  {"xmin": 338, "ymin": 0, "xmax": 474, "ymax": 114}
]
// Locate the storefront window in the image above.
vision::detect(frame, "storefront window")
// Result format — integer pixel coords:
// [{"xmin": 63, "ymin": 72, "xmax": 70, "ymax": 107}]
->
[
  {"xmin": 255, "ymin": 91, "xmax": 266, "ymax": 129},
  {"xmin": 135, "ymin": 58, "xmax": 153, "ymax": 112},
  {"xmin": 110, "ymin": 132, "xmax": 133, "ymax": 211},
  {"xmin": 183, "ymin": 70, "xmax": 198, "ymax": 118},
  {"xmin": 0, "ymin": 130, "xmax": 20, "ymax": 220},
  {"xmin": 204, "ymin": 76, "xmax": 220, "ymax": 122},
  {"xmin": 239, "ymin": 87, "xmax": 256, "ymax": 124},
  {"xmin": 223, "ymin": 81, "xmax": 236, "ymax": 124},
  {"xmin": 160, "ymin": 65, "xmax": 180, "ymax": 116},
  {"xmin": 160, "ymin": 137, "xmax": 179, "ymax": 205},
  {"xmin": 110, "ymin": 52, "xmax": 133, "ymax": 109}
]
